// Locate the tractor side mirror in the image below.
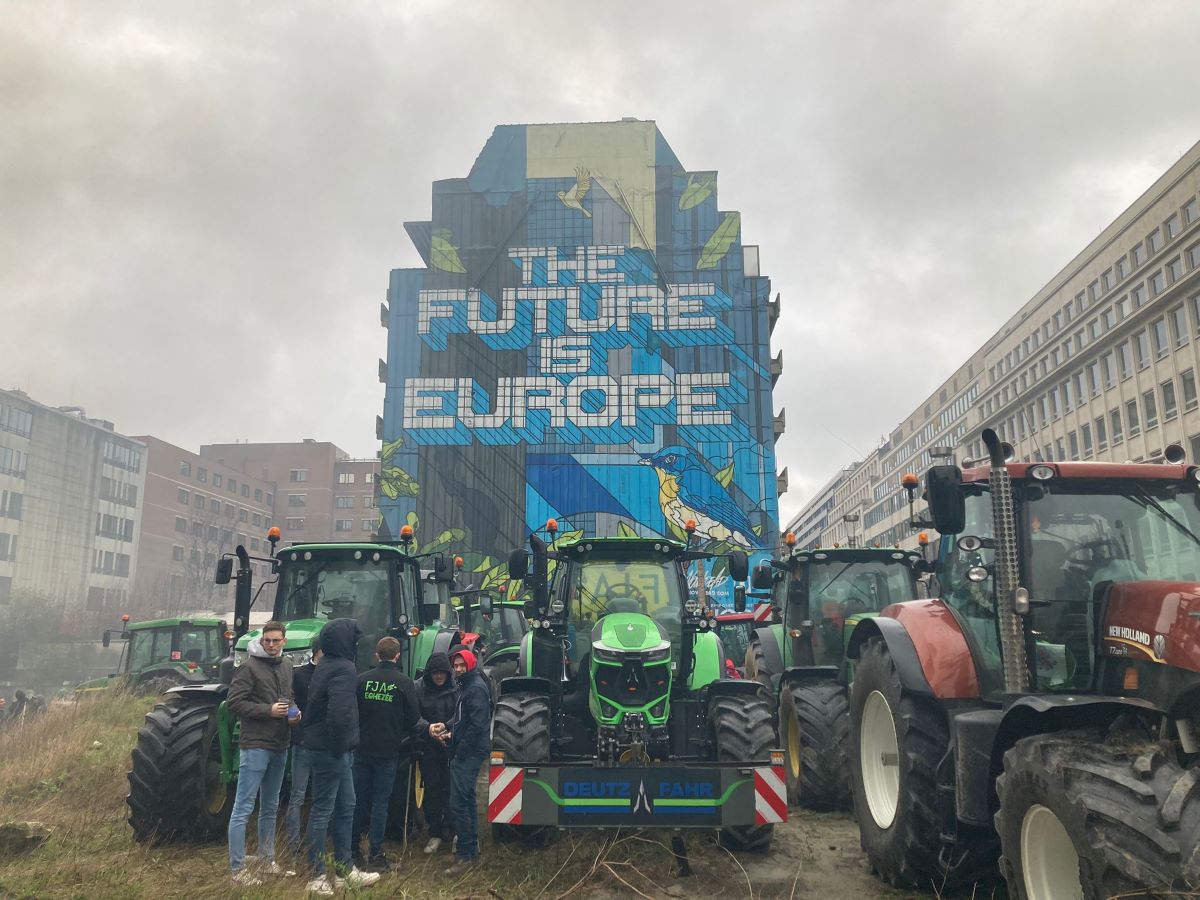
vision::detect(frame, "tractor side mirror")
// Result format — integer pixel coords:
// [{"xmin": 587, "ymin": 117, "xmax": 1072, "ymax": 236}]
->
[
  {"xmin": 523, "ymin": 599, "xmax": 538, "ymax": 620},
  {"xmin": 215, "ymin": 557, "xmax": 234, "ymax": 585},
  {"xmin": 507, "ymin": 549, "xmax": 528, "ymax": 581},
  {"xmin": 925, "ymin": 465, "xmax": 966, "ymax": 535},
  {"xmin": 727, "ymin": 550, "xmax": 749, "ymax": 583},
  {"xmin": 751, "ymin": 563, "xmax": 774, "ymax": 590},
  {"xmin": 733, "ymin": 585, "xmax": 746, "ymax": 613},
  {"xmin": 479, "ymin": 594, "xmax": 494, "ymax": 617},
  {"xmin": 433, "ymin": 556, "xmax": 455, "ymax": 584},
  {"xmin": 102, "ymin": 630, "xmax": 111, "ymax": 648}
]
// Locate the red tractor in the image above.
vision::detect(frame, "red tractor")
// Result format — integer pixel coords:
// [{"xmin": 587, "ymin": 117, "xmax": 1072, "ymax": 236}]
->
[{"xmin": 846, "ymin": 429, "xmax": 1200, "ymax": 898}]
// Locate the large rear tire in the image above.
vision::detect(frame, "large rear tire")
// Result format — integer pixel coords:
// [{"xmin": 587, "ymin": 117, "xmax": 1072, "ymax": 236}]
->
[
  {"xmin": 490, "ymin": 692, "xmax": 552, "ymax": 845},
  {"xmin": 711, "ymin": 693, "xmax": 777, "ymax": 852},
  {"xmin": 995, "ymin": 730, "xmax": 1200, "ymax": 899},
  {"xmin": 743, "ymin": 640, "xmax": 774, "ymax": 708},
  {"xmin": 126, "ymin": 698, "xmax": 231, "ymax": 843},
  {"xmin": 848, "ymin": 637, "xmax": 997, "ymax": 889},
  {"xmin": 780, "ymin": 679, "xmax": 850, "ymax": 809}
]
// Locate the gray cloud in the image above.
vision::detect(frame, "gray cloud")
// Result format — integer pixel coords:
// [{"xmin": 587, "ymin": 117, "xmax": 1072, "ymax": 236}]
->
[{"xmin": 2, "ymin": 0, "xmax": 1197, "ymax": 518}]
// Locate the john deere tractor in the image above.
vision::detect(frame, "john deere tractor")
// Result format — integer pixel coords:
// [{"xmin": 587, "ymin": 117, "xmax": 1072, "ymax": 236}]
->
[
  {"xmin": 487, "ymin": 522, "xmax": 785, "ymax": 852},
  {"xmin": 76, "ymin": 616, "xmax": 229, "ymax": 697},
  {"xmin": 450, "ymin": 585, "xmax": 529, "ymax": 687},
  {"xmin": 744, "ymin": 538, "xmax": 927, "ymax": 809},
  {"xmin": 125, "ymin": 528, "xmax": 458, "ymax": 843}
]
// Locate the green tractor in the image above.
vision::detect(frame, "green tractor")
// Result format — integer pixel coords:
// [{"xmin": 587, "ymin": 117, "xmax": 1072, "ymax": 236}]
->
[
  {"xmin": 487, "ymin": 522, "xmax": 785, "ymax": 852},
  {"xmin": 76, "ymin": 615, "xmax": 230, "ymax": 697},
  {"xmin": 744, "ymin": 536, "xmax": 929, "ymax": 809},
  {"xmin": 450, "ymin": 584, "xmax": 529, "ymax": 687},
  {"xmin": 125, "ymin": 529, "xmax": 459, "ymax": 843}
]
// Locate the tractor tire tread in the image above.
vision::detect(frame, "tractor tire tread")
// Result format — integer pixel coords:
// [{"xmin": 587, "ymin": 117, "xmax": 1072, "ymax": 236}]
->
[
  {"xmin": 786, "ymin": 680, "xmax": 850, "ymax": 809},
  {"xmin": 711, "ymin": 693, "xmax": 776, "ymax": 852}
]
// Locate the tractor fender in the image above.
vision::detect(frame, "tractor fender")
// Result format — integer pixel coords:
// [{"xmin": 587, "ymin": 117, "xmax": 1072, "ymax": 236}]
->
[
  {"xmin": 752, "ymin": 626, "xmax": 784, "ymax": 677},
  {"xmin": 689, "ymin": 630, "xmax": 725, "ymax": 690},
  {"xmin": 431, "ymin": 628, "xmax": 462, "ymax": 659},
  {"xmin": 498, "ymin": 676, "xmax": 554, "ymax": 698},
  {"xmin": 779, "ymin": 665, "xmax": 839, "ymax": 690},
  {"xmin": 846, "ymin": 600, "xmax": 979, "ymax": 700},
  {"xmin": 707, "ymin": 678, "xmax": 768, "ymax": 702},
  {"xmin": 517, "ymin": 632, "xmax": 533, "ymax": 676},
  {"xmin": 163, "ymin": 683, "xmax": 228, "ymax": 701}
]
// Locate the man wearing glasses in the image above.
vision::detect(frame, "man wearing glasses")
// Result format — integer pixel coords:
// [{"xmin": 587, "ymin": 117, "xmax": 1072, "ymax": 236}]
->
[{"xmin": 227, "ymin": 621, "xmax": 299, "ymax": 886}]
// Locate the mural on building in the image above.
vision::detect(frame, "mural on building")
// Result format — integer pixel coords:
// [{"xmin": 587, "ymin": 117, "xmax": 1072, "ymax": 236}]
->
[{"xmin": 380, "ymin": 121, "xmax": 780, "ymax": 603}]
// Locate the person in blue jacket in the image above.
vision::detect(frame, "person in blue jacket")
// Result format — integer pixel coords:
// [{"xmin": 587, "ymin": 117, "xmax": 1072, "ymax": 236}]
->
[{"xmin": 440, "ymin": 648, "xmax": 491, "ymax": 874}]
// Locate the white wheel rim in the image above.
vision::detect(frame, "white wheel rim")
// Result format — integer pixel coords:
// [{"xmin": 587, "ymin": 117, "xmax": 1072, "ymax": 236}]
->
[
  {"xmin": 1020, "ymin": 804, "xmax": 1082, "ymax": 900},
  {"xmin": 859, "ymin": 690, "xmax": 899, "ymax": 829}
]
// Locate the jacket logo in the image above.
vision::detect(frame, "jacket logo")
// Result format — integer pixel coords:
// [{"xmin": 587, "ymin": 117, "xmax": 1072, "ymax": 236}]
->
[{"xmin": 363, "ymin": 679, "xmax": 396, "ymax": 702}]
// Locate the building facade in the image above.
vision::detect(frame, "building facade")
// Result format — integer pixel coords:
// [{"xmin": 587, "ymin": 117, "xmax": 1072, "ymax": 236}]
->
[
  {"xmin": 789, "ymin": 141, "xmax": 1200, "ymax": 549},
  {"xmin": 380, "ymin": 119, "xmax": 785, "ymax": 602}
]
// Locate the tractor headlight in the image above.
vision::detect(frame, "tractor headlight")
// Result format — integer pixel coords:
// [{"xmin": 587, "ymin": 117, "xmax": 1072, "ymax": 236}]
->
[
  {"xmin": 233, "ymin": 649, "xmax": 248, "ymax": 668},
  {"xmin": 592, "ymin": 645, "xmax": 623, "ymax": 664},
  {"xmin": 283, "ymin": 648, "xmax": 313, "ymax": 667},
  {"xmin": 1029, "ymin": 464, "xmax": 1055, "ymax": 481},
  {"xmin": 644, "ymin": 644, "xmax": 671, "ymax": 664},
  {"xmin": 967, "ymin": 565, "xmax": 990, "ymax": 583},
  {"xmin": 549, "ymin": 598, "xmax": 565, "ymax": 615}
]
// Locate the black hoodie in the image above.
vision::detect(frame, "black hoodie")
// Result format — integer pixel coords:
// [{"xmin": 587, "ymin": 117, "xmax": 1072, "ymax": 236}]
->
[
  {"xmin": 356, "ymin": 659, "xmax": 423, "ymax": 759},
  {"xmin": 301, "ymin": 618, "xmax": 362, "ymax": 755},
  {"xmin": 415, "ymin": 652, "xmax": 458, "ymax": 757}
]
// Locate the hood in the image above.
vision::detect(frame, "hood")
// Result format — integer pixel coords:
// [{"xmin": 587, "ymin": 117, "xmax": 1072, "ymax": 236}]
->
[
  {"xmin": 422, "ymin": 651, "xmax": 455, "ymax": 688},
  {"xmin": 451, "ymin": 648, "xmax": 478, "ymax": 673},
  {"xmin": 318, "ymin": 617, "xmax": 362, "ymax": 660},
  {"xmin": 247, "ymin": 636, "xmax": 277, "ymax": 659},
  {"xmin": 235, "ymin": 618, "xmax": 324, "ymax": 653}
]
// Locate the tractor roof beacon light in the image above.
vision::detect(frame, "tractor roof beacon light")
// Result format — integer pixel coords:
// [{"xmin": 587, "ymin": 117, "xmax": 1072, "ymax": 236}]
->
[
  {"xmin": 399, "ymin": 524, "xmax": 414, "ymax": 546},
  {"xmin": 267, "ymin": 526, "xmax": 281, "ymax": 556},
  {"xmin": 784, "ymin": 531, "xmax": 796, "ymax": 547},
  {"xmin": 121, "ymin": 614, "xmax": 131, "ymax": 623},
  {"xmin": 545, "ymin": 518, "xmax": 558, "ymax": 535},
  {"xmin": 454, "ymin": 556, "xmax": 464, "ymax": 570}
]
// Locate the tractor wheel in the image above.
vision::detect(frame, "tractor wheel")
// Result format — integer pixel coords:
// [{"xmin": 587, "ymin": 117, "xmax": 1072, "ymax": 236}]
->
[
  {"xmin": 849, "ymin": 637, "xmax": 997, "ymax": 889},
  {"xmin": 743, "ymin": 640, "xmax": 774, "ymax": 709},
  {"xmin": 490, "ymin": 692, "xmax": 552, "ymax": 845},
  {"xmin": 779, "ymin": 679, "xmax": 850, "ymax": 809},
  {"xmin": 710, "ymin": 693, "xmax": 777, "ymax": 852},
  {"xmin": 995, "ymin": 730, "xmax": 1200, "ymax": 899},
  {"xmin": 126, "ymin": 697, "xmax": 231, "ymax": 843}
]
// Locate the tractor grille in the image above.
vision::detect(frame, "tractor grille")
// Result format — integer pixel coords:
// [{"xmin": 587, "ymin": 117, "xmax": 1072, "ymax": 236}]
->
[{"xmin": 594, "ymin": 658, "xmax": 670, "ymax": 710}]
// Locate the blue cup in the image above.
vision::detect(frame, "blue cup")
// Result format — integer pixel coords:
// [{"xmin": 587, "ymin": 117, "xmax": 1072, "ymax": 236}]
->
[{"xmin": 287, "ymin": 705, "xmax": 300, "ymax": 721}]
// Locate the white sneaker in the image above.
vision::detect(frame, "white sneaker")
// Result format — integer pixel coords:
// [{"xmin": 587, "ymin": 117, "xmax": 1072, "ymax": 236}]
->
[
  {"xmin": 231, "ymin": 869, "xmax": 263, "ymax": 887},
  {"xmin": 305, "ymin": 875, "xmax": 334, "ymax": 895},
  {"xmin": 451, "ymin": 835, "xmax": 458, "ymax": 854},
  {"xmin": 335, "ymin": 867, "xmax": 381, "ymax": 888},
  {"xmin": 424, "ymin": 837, "xmax": 443, "ymax": 854},
  {"xmin": 260, "ymin": 860, "xmax": 296, "ymax": 876}
]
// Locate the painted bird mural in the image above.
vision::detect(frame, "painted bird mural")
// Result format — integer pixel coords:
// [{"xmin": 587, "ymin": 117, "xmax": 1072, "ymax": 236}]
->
[
  {"xmin": 639, "ymin": 446, "xmax": 762, "ymax": 549},
  {"xmin": 557, "ymin": 167, "xmax": 592, "ymax": 217}
]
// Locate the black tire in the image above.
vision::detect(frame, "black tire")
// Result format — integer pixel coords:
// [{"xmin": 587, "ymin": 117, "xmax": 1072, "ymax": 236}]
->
[
  {"xmin": 138, "ymin": 673, "xmax": 186, "ymax": 696},
  {"xmin": 710, "ymin": 693, "xmax": 777, "ymax": 852},
  {"xmin": 780, "ymin": 679, "xmax": 850, "ymax": 809},
  {"xmin": 126, "ymin": 698, "xmax": 232, "ymax": 843},
  {"xmin": 995, "ymin": 730, "xmax": 1200, "ymax": 899},
  {"xmin": 743, "ymin": 640, "xmax": 774, "ymax": 707},
  {"xmin": 490, "ymin": 692, "xmax": 552, "ymax": 845},
  {"xmin": 848, "ymin": 637, "xmax": 997, "ymax": 890}
]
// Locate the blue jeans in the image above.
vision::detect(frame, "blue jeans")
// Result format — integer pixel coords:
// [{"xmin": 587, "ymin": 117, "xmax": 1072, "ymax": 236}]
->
[
  {"xmin": 285, "ymin": 746, "xmax": 314, "ymax": 848},
  {"xmin": 352, "ymin": 754, "xmax": 400, "ymax": 857},
  {"xmin": 304, "ymin": 751, "xmax": 356, "ymax": 875},
  {"xmin": 449, "ymin": 753, "xmax": 487, "ymax": 861},
  {"xmin": 228, "ymin": 747, "xmax": 288, "ymax": 873}
]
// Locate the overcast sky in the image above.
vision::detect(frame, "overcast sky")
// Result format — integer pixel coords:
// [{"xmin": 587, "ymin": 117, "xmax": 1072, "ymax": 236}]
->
[{"xmin": 3, "ymin": 1, "xmax": 1198, "ymax": 522}]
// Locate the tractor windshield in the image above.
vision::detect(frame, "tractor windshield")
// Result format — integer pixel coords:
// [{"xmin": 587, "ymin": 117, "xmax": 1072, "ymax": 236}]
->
[
  {"xmin": 808, "ymin": 558, "xmax": 916, "ymax": 613},
  {"xmin": 128, "ymin": 628, "xmax": 174, "ymax": 671},
  {"xmin": 274, "ymin": 557, "xmax": 403, "ymax": 637},
  {"xmin": 464, "ymin": 605, "xmax": 526, "ymax": 650},
  {"xmin": 559, "ymin": 557, "xmax": 684, "ymax": 658},
  {"xmin": 177, "ymin": 626, "xmax": 221, "ymax": 664}
]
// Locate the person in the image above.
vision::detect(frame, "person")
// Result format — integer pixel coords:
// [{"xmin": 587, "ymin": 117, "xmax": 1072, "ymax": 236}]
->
[
  {"xmin": 285, "ymin": 645, "xmax": 322, "ymax": 852},
  {"xmin": 9, "ymin": 690, "xmax": 28, "ymax": 724},
  {"xmin": 226, "ymin": 621, "xmax": 299, "ymax": 886},
  {"xmin": 441, "ymin": 648, "xmax": 491, "ymax": 875},
  {"xmin": 415, "ymin": 652, "xmax": 458, "ymax": 854},
  {"xmin": 301, "ymin": 618, "xmax": 379, "ymax": 895},
  {"xmin": 352, "ymin": 636, "xmax": 423, "ymax": 871}
]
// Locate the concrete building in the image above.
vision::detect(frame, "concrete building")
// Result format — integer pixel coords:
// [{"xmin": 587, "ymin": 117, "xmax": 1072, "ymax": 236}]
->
[
  {"xmin": 788, "ymin": 141, "xmax": 1200, "ymax": 549},
  {"xmin": 0, "ymin": 389, "xmax": 146, "ymax": 622},
  {"xmin": 131, "ymin": 435, "xmax": 277, "ymax": 617}
]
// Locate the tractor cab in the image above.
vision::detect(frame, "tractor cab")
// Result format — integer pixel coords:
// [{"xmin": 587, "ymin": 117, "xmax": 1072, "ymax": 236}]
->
[
  {"xmin": 79, "ymin": 616, "xmax": 229, "ymax": 695},
  {"xmin": 449, "ymin": 587, "xmax": 529, "ymax": 684}
]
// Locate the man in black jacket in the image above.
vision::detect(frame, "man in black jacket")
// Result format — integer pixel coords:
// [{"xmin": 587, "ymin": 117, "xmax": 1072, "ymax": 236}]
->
[
  {"xmin": 300, "ymin": 619, "xmax": 379, "ymax": 894},
  {"xmin": 415, "ymin": 651, "xmax": 457, "ymax": 854},
  {"xmin": 352, "ymin": 636, "xmax": 423, "ymax": 871},
  {"xmin": 442, "ymin": 648, "xmax": 492, "ymax": 874}
]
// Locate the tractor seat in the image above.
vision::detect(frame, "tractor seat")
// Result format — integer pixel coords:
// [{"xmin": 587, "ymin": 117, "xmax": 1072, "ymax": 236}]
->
[
  {"xmin": 183, "ymin": 649, "xmax": 204, "ymax": 664},
  {"xmin": 606, "ymin": 597, "xmax": 641, "ymax": 615}
]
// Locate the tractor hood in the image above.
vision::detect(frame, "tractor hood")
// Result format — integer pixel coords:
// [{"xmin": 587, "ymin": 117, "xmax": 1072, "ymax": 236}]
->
[
  {"xmin": 235, "ymin": 617, "xmax": 325, "ymax": 662},
  {"xmin": 591, "ymin": 612, "xmax": 670, "ymax": 655},
  {"xmin": 1103, "ymin": 581, "xmax": 1200, "ymax": 671}
]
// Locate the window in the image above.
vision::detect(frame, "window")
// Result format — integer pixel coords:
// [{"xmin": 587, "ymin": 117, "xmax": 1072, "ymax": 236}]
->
[
  {"xmin": 252, "ymin": 512, "xmax": 261, "ymax": 526},
  {"xmin": 1116, "ymin": 256, "xmax": 1129, "ymax": 280},
  {"xmin": 224, "ymin": 504, "xmax": 235, "ymax": 519},
  {"xmin": 179, "ymin": 461, "xmax": 192, "ymax": 477},
  {"xmin": 337, "ymin": 473, "xmax": 355, "ymax": 484},
  {"xmin": 254, "ymin": 488, "xmax": 263, "ymax": 503},
  {"xmin": 1151, "ymin": 270, "xmax": 1166, "ymax": 296},
  {"xmin": 1170, "ymin": 305, "xmax": 1189, "ymax": 346},
  {"xmin": 197, "ymin": 467, "xmax": 207, "ymax": 483},
  {"xmin": 1100, "ymin": 354, "xmax": 1113, "ymax": 388},
  {"xmin": 194, "ymin": 493, "xmax": 205, "ymax": 509},
  {"xmin": 363, "ymin": 495, "xmax": 376, "ymax": 508},
  {"xmin": 1168, "ymin": 257, "xmax": 1184, "ymax": 284},
  {"xmin": 241, "ymin": 484, "xmax": 250, "ymax": 498},
  {"xmin": 177, "ymin": 488, "xmax": 189, "ymax": 504},
  {"xmin": 1165, "ymin": 214, "xmax": 1180, "ymax": 240},
  {"xmin": 334, "ymin": 519, "xmax": 354, "ymax": 532},
  {"xmin": 1100, "ymin": 307, "xmax": 1116, "ymax": 331},
  {"xmin": 1132, "ymin": 283, "xmax": 1146, "ymax": 308},
  {"xmin": 266, "ymin": 493, "xmax": 273, "ymax": 506},
  {"xmin": 175, "ymin": 516, "xmax": 187, "ymax": 533},
  {"xmin": 1110, "ymin": 409, "xmax": 1123, "ymax": 444},
  {"xmin": 1068, "ymin": 431, "xmax": 1079, "ymax": 459},
  {"xmin": 1185, "ymin": 197, "xmax": 1199, "ymax": 225},
  {"xmin": 1101, "ymin": 269, "xmax": 1113, "ymax": 292},
  {"xmin": 1134, "ymin": 331, "xmax": 1150, "ymax": 369},
  {"xmin": 361, "ymin": 518, "xmax": 376, "ymax": 531},
  {"xmin": 250, "ymin": 537, "xmax": 260, "ymax": 551},
  {"xmin": 289, "ymin": 469, "xmax": 307, "ymax": 483},
  {"xmin": 0, "ymin": 446, "xmax": 27, "ymax": 478},
  {"xmin": 1162, "ymin": 379, "xmax": 1178, "ymax": 420},
  {"xmin": 1062, "ymin": 378, "xmax": 1074, "ymax": 410},
  {"xmin": 1133, "ymin": 244, "xmax": 1146, "ymax": 267},
  {"xmin": 209, "ymin": 498, "xmax": 220, "ymax": 513},
  {"xmin": 364, "ymin": 473, "xmax": 374, "ymax": 484},
  {"xmin": 1152, "ymin": 317, "xmax": 1169, "ymax": 357},
  {"xmin": 1183, "ymin": 369, "xmax": 1198, "ymax": 411},
  {"xmin": 1191, "ymin": 243, "xmax": 1200, "ymax": 269},
  {"xmin": 288, "ymin": 494, "xmax": 306, "ymax": 507},
  {"xmin": 212, "ymin": 473, "xmax": 222, "ymax": 489},
  {"xmin": 239, "ymin": 508, "xmax": 248, "ymax": 522},
  {"xmin": 1143, "ymin": 390, "xmax": 1158, "ymax": 429},
  {"xmin": 1148, "ymin": 229, "xmax": 1163, "ymax": 255},
  {"xmin": 1081, "ymin": 423, "xmax": 1093, "ymax": 457},
  {"xmin": 1126, "ymin": 399, "xmax": 1140, "ymax": 436},
  {"xmin": 192, "ymin": 521, "xmax": 204, "ymax": 537},
  {"xmin": 1116, "ymin": 295, "xmax": 1131, "ymax": 319},
  {"xmin": 228, "ymin": 478, "xmax": 237, "ymax": 493},
  {"xmin": 1116, "ymin": 342, "xmax": 1131, "ymax": 379},
  {"xmin": 286, "ymin": 517, "xmax": 305, "ymax": 531},
  {"xmin": 335, "ymin": 496, "xmax": 354, "ymax": 509},
  {"xmin": 1049, "ymin": 387, "xmax": 1061, "ymax": 418},
  {"xmin": 1095, "ymin": 416, "xmax": 1107, "ymax": 451},
  {"xmin": 172, "ymin": 545, "xmax": 184, "ymax": 562},
  {"xmin": 1087, "ymin": 361, "xmax": 1101, "ymax": 396}
]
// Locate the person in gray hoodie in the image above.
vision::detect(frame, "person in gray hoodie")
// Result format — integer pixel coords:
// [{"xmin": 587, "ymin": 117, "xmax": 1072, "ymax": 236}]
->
[{"xmin": 226, "ymin": 621, "xmax": 298, "ymax": 886}]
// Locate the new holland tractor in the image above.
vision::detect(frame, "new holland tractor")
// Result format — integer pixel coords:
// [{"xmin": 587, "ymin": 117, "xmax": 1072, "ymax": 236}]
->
[
  {"xmin": 846, "ymin": 429, "xmax": 1200, "ymax": 898},
  {"xmin": 76, "ymin": 615, "xmax": 230, "ymax": 696},
  {"xmin": 487, "ymin": 521, "xmax": 786, "ymax": 853},
  {"xmin": 744, "ymin": 536, "xmax": 927, "ymax": 809},
  {"xmin": 125, "ymin": 526, "xmax": 458, "ymax": 843}
]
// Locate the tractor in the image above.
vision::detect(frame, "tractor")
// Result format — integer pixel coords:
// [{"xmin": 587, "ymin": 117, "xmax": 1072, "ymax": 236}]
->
[
  {"xmin": 125, "ymin": 526, "xmax": 458, "ymax": 843},
  {"xmin": 744, "ymin": 538, "xmax": 927, "ymax": 809},
  {"xmin": 450, "ymin": 584, "xmax": 529, "ymax": 688},
  {"xmin": 846, "ymin": 429, "xmax": 1200, "ymax": 898},
  {"xmin": 75, "ymin": 615, "xmax": 229, "ymax": 696},
  {"xmin": 487, "ymin": 521, "xmax": 786, "ymax": 853}
]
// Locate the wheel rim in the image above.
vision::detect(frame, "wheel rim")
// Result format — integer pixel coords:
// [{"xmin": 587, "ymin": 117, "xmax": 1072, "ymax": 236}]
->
[
  {"xmin": 1020, "ymin": 804, "xmax": 1082, "ymax": 900},
  {"xmin": 203, "ymin": 727, "xmax": 228, "ymax": 816},
  {"xmin": 786, "ymin": 705, "xmax": 802, "ymax": 781},
  {"xmin": 859, "ymin": 690, "xmax": 899, "ymax": 829}
]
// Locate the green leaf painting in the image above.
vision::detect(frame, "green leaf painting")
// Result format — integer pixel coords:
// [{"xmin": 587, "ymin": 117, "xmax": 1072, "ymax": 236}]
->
[
  {"xmin": 696, "ymin": 212, "xmax": 740, "ymax": 270},
  {"xmin": 715, "ymin": 460, "xmax": 735, "ymax": 490},
  {"xmin": 430, "ymin": 229, "xmax": 467, "ymax": 274},
  {"xmin": 381, "ymin": 436, "xmax": 405, "ymax": 462},
  {"xmin": 380, "ymin": 465, "xmax": 419, "ymax": 500},
  {"xmin": 679, "ymin": 174, "xmax": 716, "ymax": 211},
  {"xmin": 616, "ymin": 520, "xmax": 639, "ymax": 538}
]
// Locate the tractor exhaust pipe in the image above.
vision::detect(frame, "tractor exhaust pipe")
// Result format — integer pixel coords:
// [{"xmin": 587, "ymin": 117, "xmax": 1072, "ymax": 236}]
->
[{"xmin": 982, "ymin": 428, "xmax": 1029, "ymax": 694}]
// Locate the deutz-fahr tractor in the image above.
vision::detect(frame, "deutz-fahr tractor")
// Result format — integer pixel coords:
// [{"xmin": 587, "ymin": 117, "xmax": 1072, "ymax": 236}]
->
[
  {"xmin": 487, "ymin": 521, "xmax": 786, "ymax": 852},
  {"xmin": 125, "ymin": 527, "xmax": 458, "ymax": 843},
  {"xmin": 846, "ymin": 429, "xmax": 1200, "ymax": 898},
  {"xmin": 76, "ymin": 615, "xmax": 230, "ymax": 696},
  {"xmin": 744, "ymin": 537, "xmax": 927, "ymax": 809}
]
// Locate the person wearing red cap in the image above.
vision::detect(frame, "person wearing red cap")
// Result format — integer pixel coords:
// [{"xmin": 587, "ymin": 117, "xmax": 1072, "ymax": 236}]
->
[{"xmin": 439, "ymin": 648, "xmax": 491, "ymax": 874}]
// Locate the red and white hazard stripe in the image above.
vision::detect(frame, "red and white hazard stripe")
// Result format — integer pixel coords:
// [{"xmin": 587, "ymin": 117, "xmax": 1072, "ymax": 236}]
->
[
  {"xmin": 487, "ymin": 764, "xmax": 523, "ymax": 825},
  {"xmin": 753, "ymin": 765, "xmax": 788, "ymax": 824},
  {"xmin": 753, "ymin": 602, "xmax": 773, "ymax": 623}
]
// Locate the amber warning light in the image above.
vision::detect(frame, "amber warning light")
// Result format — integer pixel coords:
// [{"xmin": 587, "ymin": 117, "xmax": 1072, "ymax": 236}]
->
[
  {"xmin": 399, "ymin": 524, "xmax": 414, "ymax": 540},
  {"xmin": 784, "ymin": 531, "xmax": 796, "ymax": 546},
  {"xmin": 545, "ymin": 518, "xmax": 558, "ymax": 534},
  {"xmin": 267, "ymin": 526, "xmax": 281, "ymax": 540},
  {"xmin": 121, "ymin": 614, "xmax": 130, "ymax": 623}
]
